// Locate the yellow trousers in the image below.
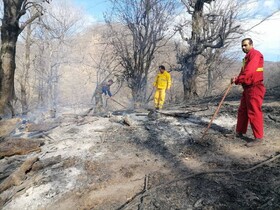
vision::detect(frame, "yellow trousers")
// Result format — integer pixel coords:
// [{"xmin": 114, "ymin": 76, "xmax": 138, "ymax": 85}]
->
[{"xmin": 154, "ymin": 88, "xmax": 166, "ymax": 109}]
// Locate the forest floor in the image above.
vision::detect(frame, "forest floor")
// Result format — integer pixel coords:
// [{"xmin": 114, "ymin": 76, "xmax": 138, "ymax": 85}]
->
[{"xmin": 1, "ymin": 89, "xmax": 280, "ymax": 210}]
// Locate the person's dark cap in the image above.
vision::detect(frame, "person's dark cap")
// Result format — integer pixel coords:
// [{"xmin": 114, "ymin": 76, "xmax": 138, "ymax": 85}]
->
[{"xmin": 159, "ymin": 65, "xmax": 165, "ymax": 70}]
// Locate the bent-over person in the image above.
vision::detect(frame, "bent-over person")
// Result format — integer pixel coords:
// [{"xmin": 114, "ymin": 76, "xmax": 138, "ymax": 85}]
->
[{"xmin": 93, "ymin": 79, "xmax": 114, "ymax": 113}]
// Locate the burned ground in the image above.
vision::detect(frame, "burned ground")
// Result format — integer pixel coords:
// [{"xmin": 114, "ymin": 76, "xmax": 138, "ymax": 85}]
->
[{"xmin": 0, "ymin": 92, "xmax": 280, "ymax": 210}]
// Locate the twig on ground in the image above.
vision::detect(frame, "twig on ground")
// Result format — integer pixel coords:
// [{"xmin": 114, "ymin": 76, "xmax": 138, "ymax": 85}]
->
[
  {"xmin": 238, "ymin": 153, "xmax": 280, "ymax": 173},
  {"xmin": 77, "ymin": 118, "xmax": 99, "ymax": 126},
  {"xmin": 268, "ymin": 114, "xmax": 279, "ymax": 123},
  {"xmin": 82, "ymin": 107, "xmax": 94, "ymax": 117},
  {"xmin": 116, "ymin": 174, "xmax": 149, "ymax": 210},
  {"xmin": 138, "ymin": 174, "xmax": 149, "ymax": 209}
]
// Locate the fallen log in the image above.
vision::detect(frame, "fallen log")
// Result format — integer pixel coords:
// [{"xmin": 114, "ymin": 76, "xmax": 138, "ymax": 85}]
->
[
  {"xmin": 26, "ymin": 122, "xmax": 59, "ymax": 132},
  {"xmin": 0, "ymin": 118, "xmax": 21, "ymax": 138},
  {"xmin": 31, "ymin": 155, "xmax": 62, "ymax": 172},
  {"xmin": 135, "ymin": 113, "xmax": 148, "ymax": 116},
  {"xmin": 0, "ymin": 156, "xmax": 38, "ymax": 193},
  {"xmin": 123, "ymin": 115, "xmax": 134, "ymax": 126},
  {"xmin": 0, "ymin": 157, "xmax": 24, "ymax": 182},
  {"xmin": 0, "ymin": 138, "xmax": 43, "ymax": 158},
  {"xmin": 157, "ymin": 108, "xmax": 208, "ymax": 118}
]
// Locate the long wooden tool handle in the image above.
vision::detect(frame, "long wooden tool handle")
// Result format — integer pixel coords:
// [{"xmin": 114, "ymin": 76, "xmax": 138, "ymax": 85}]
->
[
  {"xmin": 201, "ymin": 83, "xmax": 233, "ymax": 139},
  {"xmin": 109, "ymin": 97, "xmax": 126, "ymax": 108},
  {"xmin": 146, "ymin": 87, "xmax": 155, "ymax": 102}
]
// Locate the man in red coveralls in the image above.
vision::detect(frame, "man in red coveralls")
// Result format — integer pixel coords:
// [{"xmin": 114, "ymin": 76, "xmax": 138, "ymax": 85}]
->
[{"xmin": 231, "ymin": 38, "xmax": 266, "ymax": 147}]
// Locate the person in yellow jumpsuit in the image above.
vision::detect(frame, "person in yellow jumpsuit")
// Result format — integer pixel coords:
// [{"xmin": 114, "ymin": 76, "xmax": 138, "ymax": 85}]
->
[{"xmin": 153, "ymin": 65, "xmax": 172, "ymax": 110}]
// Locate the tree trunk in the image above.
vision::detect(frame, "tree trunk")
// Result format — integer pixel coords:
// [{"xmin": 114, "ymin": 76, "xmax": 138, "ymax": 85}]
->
[
  {"xmin": 0, "ymin": 0, "xmax": 24, "ymax": 115},
  {"xmin": 131, "ymin": 83, "xmax": 144, "ymax": 108},
  {"xmin": 20, "ymin": 83, "xmax": 28, "ymax": 115},
  {"xmin": 181, "ymin": 0, "xmax": 204, "ymax": 101},
  {"xmin": 130, "ymin": 70, "xmax": 148, "ymax": 107},
  {"xmin": 182, "ymin": 57, "xmax": 198, "ymax": 100},
  {"xmin": 0, "ymin": 1, "xmax": 22, "ymax": 115},
  {"xmin": 205, "ymin": 68, "xmax": 213, "ymax": 97},
  {"xmin": 0, "ymin": 0, "xmax": 45, "ymax": 116},
  {"xmin": 183, "ymin": 74, "xmax": 198, "ymax": 100},
  {"xmin": 20, "ymin": 24, "xmax": 32, "ymax": 115}
]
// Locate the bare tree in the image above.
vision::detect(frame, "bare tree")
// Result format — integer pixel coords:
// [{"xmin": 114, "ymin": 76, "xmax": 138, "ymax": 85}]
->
[
  {"xmin": 16, "ymin": 23, "xmax": 33, "ymax": 115},
  {"xmin": 30, "ymin": 0, "xmax": 85, "ymax": 112},
  {"xmin": 176, "ymin": 0, "xmax": 280, "ymax": 100},
  {"xmin": 105, "ymin": 0, "xmax": 177, "ymax": 106},
  {"xmin": 176, "ymin": 0, "xmax": 241, "ymax": 100},
  {"xmin": 0, "ymin": 0, "xmax": 50, "ymax": 116}
]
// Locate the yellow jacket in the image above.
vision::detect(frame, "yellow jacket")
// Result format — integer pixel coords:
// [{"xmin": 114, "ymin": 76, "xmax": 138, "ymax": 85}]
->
[{"xmin": 153, "ymin": 70, "xmax": 171, "ymax": 90}]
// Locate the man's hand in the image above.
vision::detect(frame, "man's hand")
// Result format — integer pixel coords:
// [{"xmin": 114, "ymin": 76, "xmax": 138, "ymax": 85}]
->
[{"xmin": 231, "ymin": 77, "xmax": 236, "ymax": 84}]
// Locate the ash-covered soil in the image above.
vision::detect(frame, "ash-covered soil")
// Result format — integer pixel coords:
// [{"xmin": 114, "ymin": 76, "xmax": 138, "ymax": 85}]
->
[{"xmin": 1, "ymin": 95, "xmax": 280, "ymax": 210}]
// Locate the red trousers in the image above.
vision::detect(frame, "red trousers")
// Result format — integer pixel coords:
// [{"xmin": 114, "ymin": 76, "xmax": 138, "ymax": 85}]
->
[{"xmin": 236, "ymin": 84, "xmax": 265, "ymax": 139}]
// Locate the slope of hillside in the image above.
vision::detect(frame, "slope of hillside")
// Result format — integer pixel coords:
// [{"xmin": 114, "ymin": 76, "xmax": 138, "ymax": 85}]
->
[{"xmin": 0, "ymin": 93, "xmax": 280, "ymax": 209}]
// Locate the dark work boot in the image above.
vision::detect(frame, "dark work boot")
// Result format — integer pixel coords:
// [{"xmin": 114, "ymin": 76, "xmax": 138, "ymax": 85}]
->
[
  {"xmin": 245, "ymin": 138, "xmax": 263, "ymax": 147},
  {"xmin": 236, "ymin": 133, "xmax": 244, "ymax": 138}
]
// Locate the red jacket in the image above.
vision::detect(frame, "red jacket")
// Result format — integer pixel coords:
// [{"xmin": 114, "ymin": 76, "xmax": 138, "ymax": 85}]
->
[{"xmin": 235, "ymin": 48, "xmax": 264, "ymax": 86}]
